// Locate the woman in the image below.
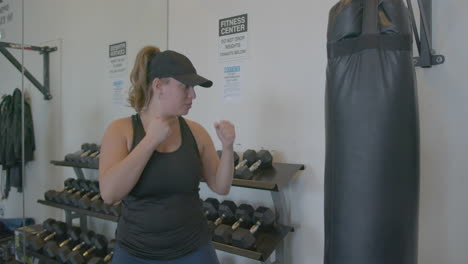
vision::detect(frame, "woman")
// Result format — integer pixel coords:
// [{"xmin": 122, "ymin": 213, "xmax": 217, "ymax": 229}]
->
[{"xmin": 99, "ymin": 46, "xmax": 235, "ymax": 263}]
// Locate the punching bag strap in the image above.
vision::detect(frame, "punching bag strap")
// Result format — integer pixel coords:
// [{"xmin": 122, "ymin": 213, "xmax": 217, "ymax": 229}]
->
[{"xmin": 362, "ymin": 0, "xmax": 379, "ymax": 35}]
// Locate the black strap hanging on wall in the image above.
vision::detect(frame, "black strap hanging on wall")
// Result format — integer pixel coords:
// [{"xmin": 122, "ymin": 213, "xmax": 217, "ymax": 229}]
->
[{"xmin": 0, "ymin": 88, "xmax": 35, "ymax": 198}]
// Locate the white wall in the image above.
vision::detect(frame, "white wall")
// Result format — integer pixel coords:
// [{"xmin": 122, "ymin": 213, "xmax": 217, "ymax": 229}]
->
[
  {"xmin": 168, "ymin": 0, "xmax": 468, "ymax": 264},
  {"xmin": 1, "ymin": 0, "xmax": 467, "ymax": 263},
  {"xmin": 416, "ymin": 1, "xmax": 468, "ymax": 264}
]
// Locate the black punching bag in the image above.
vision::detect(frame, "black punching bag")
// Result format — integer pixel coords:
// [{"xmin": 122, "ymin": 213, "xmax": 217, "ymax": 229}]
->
[{"xmin": 324, "ymin": 1, "xmax": 420, "ymax": 264}]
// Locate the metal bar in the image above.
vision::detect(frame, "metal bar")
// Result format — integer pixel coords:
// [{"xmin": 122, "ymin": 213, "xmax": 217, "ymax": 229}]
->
[
  {"xmin": 72, "ymin": 167, "xmax": 85, "ymax": 180},
  {"xmin": 0, "ymin": 47, "xmax": 48, "ymax": 97},
  {"xmin": 406, "ymin": 0, "xmax": 421, "ymax": 54},
  {"xmin": 42, "ymin": 51, "xmax": 52, "ymax": 100},
  {"xmin": 418, "ymin": 0, "xmax": 432, "ymax": 67},
  {"xmin": 0, "ymin": 41, "xmax": 48, "ymax": 52},
  {"xmin": 271, "ymin": 191, "xmax": 290, "ymax": 263},
  {"xmin": 65, "ymin": 210, "xmax": 73, "ymax": 226},
  {"xmin": 80, "ymin": 214, "xmax": 88, "ymax": 232}
]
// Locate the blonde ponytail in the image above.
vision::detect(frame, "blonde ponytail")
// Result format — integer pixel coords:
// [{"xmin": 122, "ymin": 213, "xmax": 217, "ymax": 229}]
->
[{"xmin": 128, "ymin": 46, "xmax": 160, "ymax": 112}]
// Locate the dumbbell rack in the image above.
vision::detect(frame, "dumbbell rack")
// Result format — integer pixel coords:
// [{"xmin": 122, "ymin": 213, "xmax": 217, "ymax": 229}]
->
[{"xmin": 39, "ymin": 159, "xmax": 304, "ymax": 264}]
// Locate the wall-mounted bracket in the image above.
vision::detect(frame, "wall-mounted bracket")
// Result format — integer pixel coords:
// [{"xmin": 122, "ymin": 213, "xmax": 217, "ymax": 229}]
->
[
  {"xmin": 407, "ymin": 0, "xmax": 445, "ymax": 68},
  {"xmin": 0, "ymin": 41, "xmax": 57, "ymax": 100}
]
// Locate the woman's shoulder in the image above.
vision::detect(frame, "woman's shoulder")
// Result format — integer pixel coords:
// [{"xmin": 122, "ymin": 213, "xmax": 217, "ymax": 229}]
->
[
  {"xmin": 183, "ymin": 118, "xmax": 206, "ymax": 134},
  {"xmin": 107, "ymin": 116, "xmax": 133, "ymax": 132},
  {"xmin": 183, "ymin": 118, "xmax": 212, "ymax": 143},
  {"xmin": 104, "ymin": 116, "xmax": 134, "ymax": 151}
]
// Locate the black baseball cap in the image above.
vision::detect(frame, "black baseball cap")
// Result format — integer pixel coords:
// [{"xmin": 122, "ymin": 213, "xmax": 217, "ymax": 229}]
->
[{"xmin": 149, "ymin": 50, "xmax": 213, "ymax": 88}]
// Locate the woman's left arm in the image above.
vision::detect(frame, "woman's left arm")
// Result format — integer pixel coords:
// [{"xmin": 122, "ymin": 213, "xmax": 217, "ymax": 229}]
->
[{"xmin": 195, "ymin": 120, "xmax": 235, "ymax": 195}]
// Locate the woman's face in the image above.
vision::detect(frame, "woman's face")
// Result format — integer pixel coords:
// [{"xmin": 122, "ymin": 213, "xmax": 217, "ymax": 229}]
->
[{"xmin": 157, "ymin": 78, "xmax": 196, "ymax": 116}]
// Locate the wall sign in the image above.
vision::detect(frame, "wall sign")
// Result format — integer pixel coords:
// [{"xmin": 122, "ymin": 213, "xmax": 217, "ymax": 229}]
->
[{"xmin": 218, "ymin": 14, "xmax": 248, "ymax": 61}]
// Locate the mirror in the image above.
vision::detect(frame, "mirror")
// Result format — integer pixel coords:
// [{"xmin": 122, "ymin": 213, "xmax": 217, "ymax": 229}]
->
[{"xmin": 2, "ymin": 0, "xmax": 168, "ymax": 263}]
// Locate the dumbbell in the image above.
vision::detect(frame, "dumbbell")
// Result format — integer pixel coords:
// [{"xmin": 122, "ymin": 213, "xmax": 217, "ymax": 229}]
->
[
  {"xmin": 44, "ymin": 178, "xmax": 77, "ymax": 202},
  {"xmin": 202, "ymin": 198, "xmax": 219, "ymax": 221},
  {"xmin": 28, "ymin": 221, "xmax": 67, "ymax": 252},
  {"xmin": 68, "ymin": 234, "xmax": 108, "ymax": 264},
  {"xmin": 70, "ymin": 181, "xmax": 99, "ymax": 207},
  {"xmin": 89, "ymin": 198, "xmax": 106, "ymax": 213},
  {"xmin": 229, "ymin": 149, "xmax": 257, "ymax": 178},
  {"xmin": 78, "ymin": 144, "xmax": 99, "ymax": 163},
  {"xmin": 24, "ymin": 218, "xmax": 57, "ymax": 245},
  {"xmin": 207, "ymin": 200, "xmax": 237, "ymax": 233},
  {"xmin": 57, "ymin": 230, "xmax": 95, "ymax": 263},
  {"xmin": 87, "ymin": 239, "xmax": 116, "ymax": 264},
  {"xmin": 76, "ymin": 181, "xmax": 100, "ymax": 209},
  {"xmin": 78, "ymin": 192, "xmax": 101, "ymax": 210},
  {"xmin": 83, "ymin": 145, "xmax": 100, "ymax": 164},
  {"xmin": 87, "ymin": 153, "xmax": 100, "ymax": 168},
  {"xmin": 235, "ymin": 150, "xmax": 273, "ymax": 180},
  {"xmin": 65, "ymin": 143, "xmax": 96, "ymax": 162},
  {"xmin": 213, "ymin": 204, "xmax": 254, "ymax": 244},
  {"xmin": 216, "ymin": 150, "xmax": 240, "ymax": 166},
  {"xmin": 231, "ymin": 206, "xmax": 276, "ymax": 249},
  {"xmin": 43, "ymin": 225, "xmax": 81, "ymax": 259},
  {"xmin": 59, "ymin": 179, "xmax": 89, "ymax": 205},
  {"xmin": 102, "ymin": 201, "xmax": 121, "ymax": 216},
  {"xmin": 241, "ymin": 149, "xmax": 258, "ymax": 167}
]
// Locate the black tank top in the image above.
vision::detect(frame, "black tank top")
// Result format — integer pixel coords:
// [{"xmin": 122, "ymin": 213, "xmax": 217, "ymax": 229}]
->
[{"xmin": 116, "ymin": 114, "xmax": 210, "ymax": 260}]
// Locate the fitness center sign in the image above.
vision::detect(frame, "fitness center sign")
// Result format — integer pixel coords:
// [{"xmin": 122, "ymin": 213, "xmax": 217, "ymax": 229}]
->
[
  {"xmin": 108, "ymin": 41, "xmax": 128, "ymax": 108},
  {"xmin": 218, "ymin": 14, "xmax": 248, "ymax": 61}
]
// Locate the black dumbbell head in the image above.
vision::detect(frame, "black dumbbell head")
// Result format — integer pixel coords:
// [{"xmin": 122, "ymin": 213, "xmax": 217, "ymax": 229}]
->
[
  {"xmin": 213, "ymin": 224, "xmax": 234, "ymax": 244},
  {"xmin": 88, "ymin": 257, "xmax": 105, "ymax": 264},
  {"xmin": 93, "ymin": 234, "xmax": 108, "ymax": 251},
  {"xmin": 235, "ymin": 165, "xmax": 253, "ymax": 180},
  {"xmin": 243, "ymin": 150, "xmax": 257, "ymax": 166},
  {"xmin": 257, "ymin": 150, "xmax": 273, "ymax": 168},
  {"xmin": 68, "ymin": 250, "xmax": 86, "ymax": 264},
  {"xmin": 57, "ymin": 246, "xmax": 72, "ymax": 263},
  {"xmin": 89, "ymin": 181, "xmax": 100, "ymax": 193},
  {"xmin": 232, "ymin": 228, "xmax": 256, "ymax": 249},
  {"xmin": 80, "ymin": 230, "xmax": 96, "ymax": 246},
  {"xmin": 254, "ymin": 206, "xmax": 275, "ymax": 228},
  {"xmin": 81, "ymin": 143, "xmax": 91, "ymax": 151},
  {"xmin": 52, "ymin": 221, "xmax": 68, "ymax": 238},
  {"xmin": 207, "ymin": 220, "xmax": 216, "ymax": 233},
  {"xmin": 64, "ymin": 178, "xmax": 76, "ymax": 187},
  {"xmin": 91, "ymin": 199, "xmax": 104, "ymax": 212},
  {"xmin": 219, "ymin": 200, "xmax": 237, "ymax": 223},
  {"xmin": 28, "ymin": 236, "xmax": 45, "ymax": 251},
  {"xmin": 43, "ymin": 240, "xmax": 59, "ymax": 258},
  {"xmin": 68, "ymin": 226, "xmax": 82, "ymax": 241},
  {"xmin": 203, "ymin": 198, "xmax": 219, "ymax": 220},
  {"xmin": 79, "ymin": 180, "xmax": 91, "ymax": 191},
  {"xmin": 235, "ymin": 204, "xmax": 255, "ymax": 226},
  {"xmin": 42, "ymin": 218, "xmax": 57, "ymax": 231},
  {"xmin": 44, "ymin": 190, "xmax": 57, "ymax": 201}
]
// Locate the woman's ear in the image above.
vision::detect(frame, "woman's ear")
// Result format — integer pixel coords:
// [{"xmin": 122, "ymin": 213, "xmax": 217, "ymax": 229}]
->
[{"xmin": 152, "ymin": 78, "xmax": 162, "ymax": 96}]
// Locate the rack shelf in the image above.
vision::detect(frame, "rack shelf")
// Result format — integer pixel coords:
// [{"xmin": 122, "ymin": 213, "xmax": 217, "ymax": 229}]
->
[
  {"xmin": 51, "ymin": 160, "xmax": 304, "ymax": 191},
  {"xmin": 50, "ymin": 160, "xmax": 97, "ymax": 169},
  {"xmin": 19, "ymin": 223, "xmax": 292, "ymax": 263},
  {"xmin": 212, "ymin": 225, "xmax": 293, "ymax": 261},
  {"xmin": 48, "ymin": 158, "xmax": 304, "ymax": 263},
  {"xmin": 37, "ymin": 200, "xmax": 119, "ymax": 222}
]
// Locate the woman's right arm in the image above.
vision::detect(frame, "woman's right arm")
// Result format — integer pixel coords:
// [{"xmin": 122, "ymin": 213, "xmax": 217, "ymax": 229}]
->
[{"xmin": 99, "ymin": 119, "xmax": 155, "ymax": 204}]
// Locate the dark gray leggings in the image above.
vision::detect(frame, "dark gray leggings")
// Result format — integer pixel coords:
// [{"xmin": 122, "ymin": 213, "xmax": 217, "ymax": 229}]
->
[{"xmin": 112, "ymin": 242, "xmax": 220, "ymax": 264}]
